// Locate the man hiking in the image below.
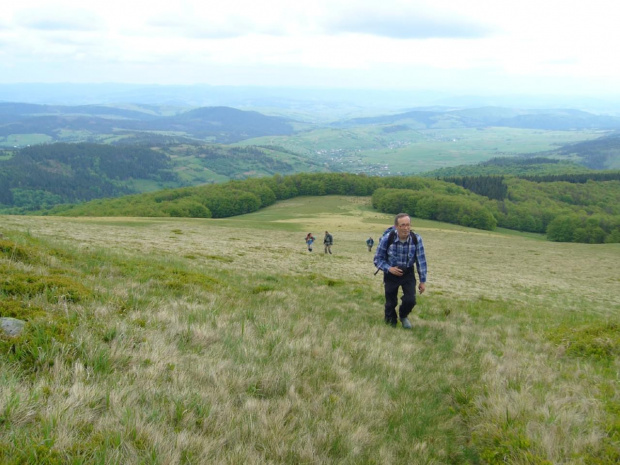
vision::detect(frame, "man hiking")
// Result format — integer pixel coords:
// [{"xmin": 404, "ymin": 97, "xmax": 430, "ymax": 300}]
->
[
  {"xmin": 373, "ymin": 213, "xmax": 427, "ymax": 329},
  {"xmin": 366, "ymin": 236, "xmax": 374, "ymax": 252},
  {"xmin": 323, "ymin": 231, "xmax": 333, "ymax": 254}
]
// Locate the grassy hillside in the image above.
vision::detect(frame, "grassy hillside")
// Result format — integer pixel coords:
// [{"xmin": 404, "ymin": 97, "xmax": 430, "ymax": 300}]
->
[
  {"xmin": 1, "ymin": 196, "xmax": 619, "ymax": 463},
  {"xmin": 158, "ymin": 143, "xmax": 325, "ymax": 185}
]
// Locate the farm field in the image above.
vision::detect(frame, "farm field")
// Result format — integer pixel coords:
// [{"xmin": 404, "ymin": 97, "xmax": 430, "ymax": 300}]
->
[
  {"xmin": 238, "ymin": 127, "xmax": 604, "ymax": 175},
  {"xmin": 1, "ymin": 196, "xmax": 619, "ymax": 464}
]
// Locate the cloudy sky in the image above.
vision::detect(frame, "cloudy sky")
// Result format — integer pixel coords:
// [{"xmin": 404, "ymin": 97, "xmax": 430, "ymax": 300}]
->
[{"xmin": 1, "ymin": 0, "xmax": 618, "ymax": 97}]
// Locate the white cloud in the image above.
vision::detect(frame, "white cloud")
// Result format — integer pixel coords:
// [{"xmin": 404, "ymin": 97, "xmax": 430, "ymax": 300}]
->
[
  {"xmin": 14, "ymin": 5, "xmax": 104, "ymax": 31},
  {"xmin": 0, "ymin": 0, "xmax": 619, "ymax": 97},
  {"xmin": 318, "ymin": 2, "xmax": 494, "ymax": 39}
]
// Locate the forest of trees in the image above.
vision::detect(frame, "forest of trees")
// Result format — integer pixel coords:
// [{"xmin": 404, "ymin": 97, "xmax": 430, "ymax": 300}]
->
[
  {"xmin": 0, "ymin": 143, "xmax": 175, "ymax": 209},
  {"xmin": 439, "ymin": 171, "xmax": 620, "ymax": 201},
  {"xmin": 2, "ymin": 140, "xmax": 618, "ymax": 244},
  {"xmin": 518, "ymin": 171, "xmax": 620, "ymax": 183},
  {"xmin": 46, "ymin": 172, "xmax": 620, "ymax": 244},
  {"xmin": 0, "ymin": 142, "xmax": 320, "ymax": 213},
  {"xmin": 556, "ymin": 133, "xmax": 620, "ymax": 169},
  {"xmin": 422, "ymin": 156, "xmax": 594, "ymax": 178},
  {"xmin": 440, "ymin": 175, "xmax": 508, "ymax": 200}
]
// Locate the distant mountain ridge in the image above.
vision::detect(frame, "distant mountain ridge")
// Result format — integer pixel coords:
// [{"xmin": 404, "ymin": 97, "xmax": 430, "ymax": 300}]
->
[
  {"xmin": 0, "ymin": 103, "xmax": 295, "ymax": 145},
  {"xmin": 0, "ymin": 102, "xmax": 161, "ymax": 119},
  {"xmin": 339, "ymin": 106, "xmax": 620, "ymax": 131},
  {"xmin": 3, "ymin": 83, "xmax": 620, "ymax": 116},
  {"xmin": 3, "ymin": 102, "xmax": 620, "ymax": 148}
]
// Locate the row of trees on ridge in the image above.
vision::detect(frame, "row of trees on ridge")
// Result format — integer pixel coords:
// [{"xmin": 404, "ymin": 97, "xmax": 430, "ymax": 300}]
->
[{"xmin": 46, "ymin": 172, "xmax": 620, "ymax": 244}]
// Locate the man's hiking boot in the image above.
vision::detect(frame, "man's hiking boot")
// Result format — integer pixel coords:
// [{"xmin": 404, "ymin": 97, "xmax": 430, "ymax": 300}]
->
[{"xmin": 400, "ymin": 317, "xmax": 412, "ymax": 329}]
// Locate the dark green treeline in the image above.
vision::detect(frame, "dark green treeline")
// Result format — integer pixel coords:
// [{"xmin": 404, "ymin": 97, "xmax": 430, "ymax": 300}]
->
[{"xmin": 47, "ymin": 172, "xmax": 620, "ymax": 244}]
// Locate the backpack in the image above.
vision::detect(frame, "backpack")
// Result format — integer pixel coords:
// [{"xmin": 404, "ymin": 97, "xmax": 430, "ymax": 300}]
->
[{"xmin": 381, "ymin": 226, "xmax": 418, "ymax": 248}]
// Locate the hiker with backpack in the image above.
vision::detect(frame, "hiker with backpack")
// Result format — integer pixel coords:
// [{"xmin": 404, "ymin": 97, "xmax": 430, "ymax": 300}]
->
[
  {"xmin": 373, "ymin": 213, "xmax": 427, "ymax": 329},
  {"xmin": 323, "ymin": 231, "xmax": 333, "ymax": 254},
  {"xmin": 305, "ymin": 233, "xmax": 316, "ymax": 252},
  {"xmin": 366, "ymin": 236, "xmax": 374, "ymax": 252}
]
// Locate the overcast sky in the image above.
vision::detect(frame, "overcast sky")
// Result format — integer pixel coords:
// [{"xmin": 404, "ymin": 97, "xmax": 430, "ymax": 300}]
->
[{"xmin": 1, "ymin": 0, "xmax": 618, "ymax": 97}]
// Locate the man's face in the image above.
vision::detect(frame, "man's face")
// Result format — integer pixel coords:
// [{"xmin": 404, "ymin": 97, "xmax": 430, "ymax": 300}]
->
[{"xmin": 396, "ymin": 216, "xmax": 411, "ymax": 239}]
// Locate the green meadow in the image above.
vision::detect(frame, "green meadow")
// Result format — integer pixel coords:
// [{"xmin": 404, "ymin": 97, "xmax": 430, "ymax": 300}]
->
[
  {"xmin": 1, "ymin": 196, "xmax": 619, "ymax": 464},
  {"xmin": 0, "ymin": 133, "xmax": 54, "ymax": 147},
  {"xmin": 358, "ymin": 128, "xmax": 602, "ymax": 173},
  {"xmin": 237, "ymin": 127, "xmax": 603, "ymax": 174}
]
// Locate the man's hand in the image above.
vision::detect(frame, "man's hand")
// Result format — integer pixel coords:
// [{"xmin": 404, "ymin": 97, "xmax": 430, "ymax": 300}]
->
[
  {"xmin": 388, "ymin": 266, "xmax": 403, "ymax": 276},
  {"xmin": 418, "ymin": 282, "xmax": 426, "ymax": 294}
]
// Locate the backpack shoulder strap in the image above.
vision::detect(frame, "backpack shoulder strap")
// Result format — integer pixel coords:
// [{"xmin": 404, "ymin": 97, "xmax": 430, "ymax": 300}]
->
[
  {"xmin": 386, "ymin": 229, "xmax": 418, "ymax": 247},
  {"xmin": 386, "ymin": 229, "xmax": 397, "ymax": 248},
  {"xmin": 375, "ymin": 228, "xmax": 419, "ymax": 276}
]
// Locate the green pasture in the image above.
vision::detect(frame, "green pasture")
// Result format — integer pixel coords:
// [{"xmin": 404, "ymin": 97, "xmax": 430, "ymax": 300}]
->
[
  {"xmin": 55, "ymin": 129, "xmax": 101, "ymax": 141},
  {"xmin": 239, "ymin": 127, "xmax": 603, "ymax": 175},
  {"xmin": 1, "ymin": 196, "xmax": 619, "ymax": 464},
  {"xmin": 361, "ymin": 127, "xmax": 600, "ymax": 173},
  {"xmin": 0, "ymin": 133, "xmax": 53, "ymax": 147},
  {"xmin": 56, "ymin": 129, "xmax": 128, "ymax": 144},
  {"xmin": 167, "ymin": 152, "xmax": 230, "ymax": 184}
]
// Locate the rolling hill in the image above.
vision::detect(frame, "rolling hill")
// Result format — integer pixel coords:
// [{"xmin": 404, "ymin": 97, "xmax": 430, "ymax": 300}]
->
[
  {"xmin": 339, "ymin": 106, "xmax": 620, "ymax": 131},
  {"xmin": 0, "ymin": 103, "xmax": 296, "ymax": 146},
  {"xmin": 0, "ymin": 142, "xmax": 325, "ymax": 212},
  {"xmin": 1, "ymin": 102, "xmax": 620, "ymax": 213}
]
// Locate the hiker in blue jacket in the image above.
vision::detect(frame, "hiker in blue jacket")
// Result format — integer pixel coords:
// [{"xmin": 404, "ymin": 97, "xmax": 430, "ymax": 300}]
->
[
  {"xmin": 373, "ymin": 213, "xmax": 427, "ymax": 329},
  {"xmin": 366, "ymin": 236, "xmax": 374, "ymax": 252}
]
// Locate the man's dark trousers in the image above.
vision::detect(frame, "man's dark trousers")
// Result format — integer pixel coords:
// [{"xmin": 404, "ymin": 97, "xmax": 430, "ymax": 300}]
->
[{"xmin": 383, "ymin": 269, "xmax": 416, "ymax": 326}]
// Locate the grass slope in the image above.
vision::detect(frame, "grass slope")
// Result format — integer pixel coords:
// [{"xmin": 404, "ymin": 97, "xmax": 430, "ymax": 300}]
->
[{"xmin": 1, "ymin": 196, "xmax": 619, "ymax": 464}]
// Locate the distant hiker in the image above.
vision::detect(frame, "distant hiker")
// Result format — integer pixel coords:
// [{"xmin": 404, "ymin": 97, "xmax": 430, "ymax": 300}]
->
[
  {"xmin": 373, "ymin": 213, "xmax": 427, "ymax": 329},
  {"xmin": 366, "ymin": 236, "xmax": 374, "ymax": 252},
  {"xmin": 323, "ymin": 231, "xmax": 333, "ymax": 254},
  {"xmin": 305, "ymin": 233, "xmax": 315, "ymax": 252}
]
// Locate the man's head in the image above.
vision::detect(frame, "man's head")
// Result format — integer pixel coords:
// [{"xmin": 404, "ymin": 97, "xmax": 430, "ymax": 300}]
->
[{"xmin": 394, "ymin": 213, "xmax": 411, "ymax": 240}]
